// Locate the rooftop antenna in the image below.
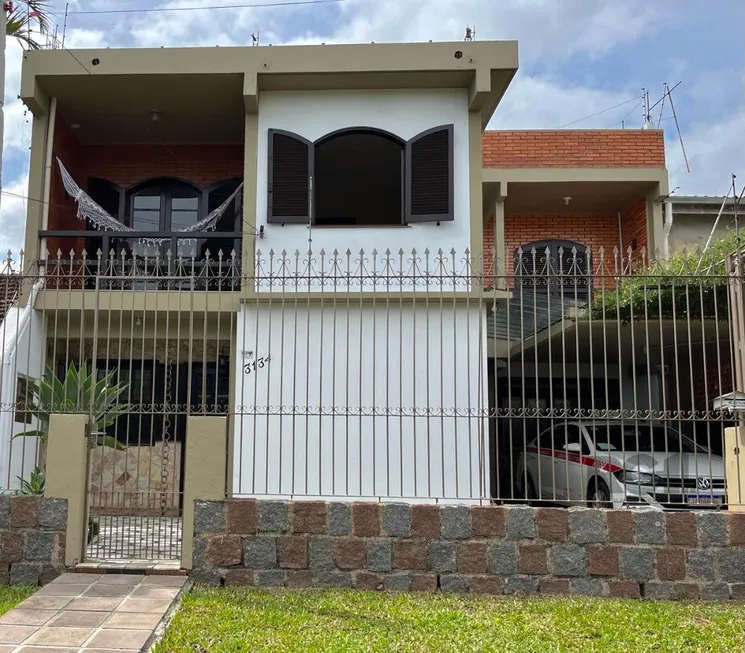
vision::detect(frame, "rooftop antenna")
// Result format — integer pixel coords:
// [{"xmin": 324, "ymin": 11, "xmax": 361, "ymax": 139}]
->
[
  {"xmin": 61, "ymin": 2, "xmax": 69, "ymax": 48},
  {"xmin": 251, "ymin": 31, "xmax": 259, "ymax": 46},
  {"xmin": 665, "ymin": 82, "xmax": 690, "ymax": 173},
  {"xmin": 641, "ymin": 87, "xmax": 653, "ymax": 129},
  {"xmin": 464, "ymin": 25, "xmax": 475, "ymax": 41}
]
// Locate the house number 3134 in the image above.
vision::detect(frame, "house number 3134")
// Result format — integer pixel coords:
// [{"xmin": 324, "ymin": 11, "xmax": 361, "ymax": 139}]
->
[{"xmin": 244, "ymin": 356, "xmax": 270, "ymax": 374}]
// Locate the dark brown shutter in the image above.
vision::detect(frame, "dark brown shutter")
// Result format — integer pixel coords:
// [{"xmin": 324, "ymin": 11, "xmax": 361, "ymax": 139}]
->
[
  {"xmin": 267, "ymin": 129, "xmax": 313, "ymax": 224},
  {"xmin": 405, "ymin": 124, "xmax": 454, "ymax": 223}
]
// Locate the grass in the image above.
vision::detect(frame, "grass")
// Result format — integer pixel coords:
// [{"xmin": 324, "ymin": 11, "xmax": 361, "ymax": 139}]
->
[
  {"xmin": 0, "ymin": 586, "xmax": 35, "ymax": 616},
  {"xmin": 154, "ymin": 586, "xmax": 745, "ymax": 653}
]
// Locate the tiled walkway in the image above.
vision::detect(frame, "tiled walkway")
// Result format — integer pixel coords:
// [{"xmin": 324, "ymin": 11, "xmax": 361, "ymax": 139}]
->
[{"xmin": 0, "ymin": 573, "xmax": 187, "ymax": 652}]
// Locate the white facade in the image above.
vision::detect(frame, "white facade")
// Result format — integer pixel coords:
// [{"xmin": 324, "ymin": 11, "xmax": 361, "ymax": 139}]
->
[
  {"xmin": 233, "ymin": 304, "xmax": 489, "ymax": 502},
  {"xmin": 254, "ymin": 89, "xmax": 472, "ymax": 290},
  {"xmin": 0, "ymin": 304, "xmax": 46, "ymax": 490}
]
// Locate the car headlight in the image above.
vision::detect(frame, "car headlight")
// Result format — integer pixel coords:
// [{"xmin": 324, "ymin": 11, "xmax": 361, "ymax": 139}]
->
[{"xmin": 614, "ymin": 470, "xmax": 664, "ymax": 486}]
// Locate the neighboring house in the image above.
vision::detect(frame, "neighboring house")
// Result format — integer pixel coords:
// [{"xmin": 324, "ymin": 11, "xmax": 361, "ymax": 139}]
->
[
  {"xmin": 666, "ymin": 196, "xmax": 741, "ymax": 256},
  {"xmin": 4, "ymin": 40, "xmax": 688, "ymax": 509}
]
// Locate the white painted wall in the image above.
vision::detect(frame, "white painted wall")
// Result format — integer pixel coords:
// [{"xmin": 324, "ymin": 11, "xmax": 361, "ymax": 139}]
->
[
  {"xmin": 0, "ymin": 306, "xmax": 46, "ymax": 490},
  {"xmin": 255, "ymin": 89, "xmax": 472, "ymax": 291},
  {"xmin": 233, "ymin": 304, "xmax": 488, "ymax": 502}
]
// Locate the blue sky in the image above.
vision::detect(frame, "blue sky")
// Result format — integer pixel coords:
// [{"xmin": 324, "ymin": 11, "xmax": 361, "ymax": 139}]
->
[{"xmin": 1, "ymin": 0, "xmax": 743, "ymax": 254}]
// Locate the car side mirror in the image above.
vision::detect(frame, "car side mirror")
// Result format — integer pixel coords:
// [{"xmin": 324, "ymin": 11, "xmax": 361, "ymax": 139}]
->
[{"xmin": 564, "ymin": 442, "xmax": 582, "ymax": 453}]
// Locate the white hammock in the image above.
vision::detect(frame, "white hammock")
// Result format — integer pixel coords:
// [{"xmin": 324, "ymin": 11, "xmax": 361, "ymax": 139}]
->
[{"xmin": 56, "ymin": 157, "xmax": 244, "ymax": 242}]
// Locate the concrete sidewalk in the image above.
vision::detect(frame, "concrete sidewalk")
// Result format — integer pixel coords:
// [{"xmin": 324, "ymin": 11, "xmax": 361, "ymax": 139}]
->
[{"xmin": 0, "ymin": 573, "xmax": 187, "ymax": 652}]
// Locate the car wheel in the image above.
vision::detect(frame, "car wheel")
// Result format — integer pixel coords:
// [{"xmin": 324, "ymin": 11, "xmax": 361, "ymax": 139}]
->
[{"xmin": 587, "ymin": 478, "xmax": 612, "ymax": 509}]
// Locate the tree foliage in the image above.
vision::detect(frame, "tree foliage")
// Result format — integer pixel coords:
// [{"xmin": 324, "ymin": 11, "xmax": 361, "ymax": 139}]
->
[{"xmin": 590, "ymin": 232, "xmax": 743, "ymax": 322}]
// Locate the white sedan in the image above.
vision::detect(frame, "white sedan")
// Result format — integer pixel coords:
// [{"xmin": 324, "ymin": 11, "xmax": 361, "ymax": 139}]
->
[{"xmin": 515, "ymin": 421, "xmax": 726, "ymax": 509}]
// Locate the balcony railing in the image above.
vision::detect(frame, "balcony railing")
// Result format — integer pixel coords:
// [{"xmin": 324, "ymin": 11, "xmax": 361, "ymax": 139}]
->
[{"xmin": 38, "ymin": 230, "xmax": 242, "ymax": 291}]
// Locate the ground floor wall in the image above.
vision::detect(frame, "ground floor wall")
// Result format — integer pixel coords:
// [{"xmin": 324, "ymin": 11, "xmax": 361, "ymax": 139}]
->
[
  {"xmin": 0, "ymin": 495, "xmax": 67, "ymax": 585},
  {"xmin": 233, "ymin": 305, "xmax": 489, "ymax": 502},
  {"xmin": 192, "ymin": 499, "xmax": 745, "ymax": 599}
]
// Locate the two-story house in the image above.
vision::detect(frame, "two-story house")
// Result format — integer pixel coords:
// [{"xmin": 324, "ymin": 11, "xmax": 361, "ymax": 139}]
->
[{"xmin": 2, "ymin": 40, "xmax": 678, "ymax": 527}]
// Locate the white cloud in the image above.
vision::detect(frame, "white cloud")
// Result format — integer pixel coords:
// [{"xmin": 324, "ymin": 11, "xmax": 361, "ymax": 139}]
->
[
  {"xmin": 0, "ymin": 171, "xmax": 30, "ymax": 257},
  {"xmin": 488, "ymin": 73, "xmax": 640, "ymax": 130},
  {"xmin": 667, "ymin": 110, "xmax": 745, "ymax": 196}
]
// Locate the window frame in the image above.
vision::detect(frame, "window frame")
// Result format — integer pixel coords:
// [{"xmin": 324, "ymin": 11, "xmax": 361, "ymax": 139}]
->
[
  {"xmin": 266, "ymin": 124, "xmax": 455, "ymax": 226},
  {"xmin": 14, "ymin": 374, "xmax": 34, "ymax": 425},
  {"xmin": 126, "ymin": 178, "xmax": 203, "ymax": 233}
]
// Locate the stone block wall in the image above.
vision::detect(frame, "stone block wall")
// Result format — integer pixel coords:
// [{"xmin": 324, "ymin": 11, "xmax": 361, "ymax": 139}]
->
[
  {"xmin": 192, "ymin": 500, "xmax": 745, "ymax": 600},
  {"xmin": 0, "ymin": 495, "xmax": 67, "ymax": 586}
]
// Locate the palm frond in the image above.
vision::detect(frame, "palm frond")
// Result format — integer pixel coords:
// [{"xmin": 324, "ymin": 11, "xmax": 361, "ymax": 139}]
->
[{"xmin": 6, "ymin": 1, "xmax": 53, "ymax": 50}]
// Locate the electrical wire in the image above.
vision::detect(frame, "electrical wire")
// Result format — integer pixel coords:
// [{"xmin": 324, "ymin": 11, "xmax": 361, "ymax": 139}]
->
[
  {"xmin": 557, "ymin": 96, "xmax": 641, "ymax": 129},
  {"xmin": 67, "ymin": 0, "xmax": 344, "ymax": 15},
  {"xmin": 606, "ymin": 100, "xmax": 643, "ymax": 128}
]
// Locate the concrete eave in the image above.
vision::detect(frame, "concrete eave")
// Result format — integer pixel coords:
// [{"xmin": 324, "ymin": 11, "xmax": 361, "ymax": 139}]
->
[
  {"xmin": 21, "ymin": 41, "xmax": 519, "ymax": 125},
  {"xmin": 482, "ymin": 167, "xmax": 670, "ymax": 198}
]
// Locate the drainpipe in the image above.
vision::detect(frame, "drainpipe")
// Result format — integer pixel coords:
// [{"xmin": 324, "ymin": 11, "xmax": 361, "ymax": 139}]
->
[
  {"xmin": 617, "ymin": 211, "xmax": 624, "ymax": 271},
  {"xmin": 663, "ymin": 201, "xmax": 673, "ymax": 259},
  {"xmin": 40, "ymin": 97, "xmax": 57, "ymax": 258}
]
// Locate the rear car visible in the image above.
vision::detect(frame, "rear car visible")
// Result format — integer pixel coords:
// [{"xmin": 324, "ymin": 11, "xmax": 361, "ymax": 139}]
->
[{"xmin": 514, "ymin": 421, "xmax": 725, "ymax": 509}]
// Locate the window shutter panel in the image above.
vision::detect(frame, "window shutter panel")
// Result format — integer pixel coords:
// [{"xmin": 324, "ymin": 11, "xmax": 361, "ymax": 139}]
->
[
  {"xmin": 405, "ymin": 124, "xmax": 454, "ymax": 223},
  {"xmin": 267, "ymin": 129, "xmax": 313, "ymax": 224}
]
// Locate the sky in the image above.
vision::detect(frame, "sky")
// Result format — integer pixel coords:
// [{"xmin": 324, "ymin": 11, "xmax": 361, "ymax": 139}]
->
[{"xmin": 1, "ymin": 0, "xmax": 743, "ymax": 256}]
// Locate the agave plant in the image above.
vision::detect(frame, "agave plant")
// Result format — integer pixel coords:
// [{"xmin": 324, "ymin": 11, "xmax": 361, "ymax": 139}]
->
[
  {"xmin": 17, "ymin": 467, "xmax": 45, "ymax": 495},
  {"xmin": 15, "ymin": 361, "xmax": 129, "ymax": 450}
]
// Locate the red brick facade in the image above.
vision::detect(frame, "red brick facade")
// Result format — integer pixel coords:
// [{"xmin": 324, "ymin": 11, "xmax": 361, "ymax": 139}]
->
[
  {"xmin": 484, "ymin": 213, "xmax": 623, "ymax": 284},
  {"xmin": 482, "ymin": 130, "xmax": 665, "ymax": 169},
  {"xmin": 621, "ymin": 198, "xmax": 649, "ymax": 260}
]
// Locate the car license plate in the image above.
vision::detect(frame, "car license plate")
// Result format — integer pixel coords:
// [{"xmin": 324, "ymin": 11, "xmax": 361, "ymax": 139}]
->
[{"xmin": 686, "ymin": 494, "xmax": 723, "ymax": 506}]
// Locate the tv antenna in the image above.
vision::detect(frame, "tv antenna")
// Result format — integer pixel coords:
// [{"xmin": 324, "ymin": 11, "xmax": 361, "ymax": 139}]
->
[
  {"xmin": 464, "ymin": 25, "xmax": 475, "ymax": 41},
  {"xmin": 664, "ymin": 82, "xmax": 690, "ymax": 173}
]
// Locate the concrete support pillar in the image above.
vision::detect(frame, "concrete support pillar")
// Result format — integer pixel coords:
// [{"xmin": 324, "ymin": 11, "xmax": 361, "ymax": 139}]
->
[
  {"xmin": 647, "ymin": 187, "xmax": 664, "ymax": 261},
  {"xmin": 182, "ymin": 416, "xmax": 227, "ymax": 569},
  {"xmin": 242, "ymin": 112, "xmax": 259, "ymax": 282},
  {"xmin": 724, "ymin": 425, "xmax": 745, "ymax": 512},
  {"xmin": 45, "ymin": 414, "xmax": 89, "ymax": 567},
  {"xmin": 494, "ymin": 195, "xmax": 506, "ymax": 285}
]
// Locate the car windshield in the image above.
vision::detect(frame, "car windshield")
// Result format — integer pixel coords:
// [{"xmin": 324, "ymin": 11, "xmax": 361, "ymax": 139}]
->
[{"xmin": 587, "ymin": 424, "xmax": 701, "ymax": 454}]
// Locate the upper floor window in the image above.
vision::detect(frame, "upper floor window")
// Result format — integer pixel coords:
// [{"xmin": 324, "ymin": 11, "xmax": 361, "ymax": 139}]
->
[
  {"xmin": 267, "ymin": 125, "xmax": 454, "ymax": 226},
  {"xmin": 514, "ymin": 239, "xmax": 591, "ymax": 301}
]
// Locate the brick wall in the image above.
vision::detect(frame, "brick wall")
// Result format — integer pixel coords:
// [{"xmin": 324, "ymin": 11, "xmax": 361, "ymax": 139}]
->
[
  {"xmin": 502, "ymin": 214, "xmax": 620, "ymax": 285},
  {"xmin": 482, "ymin": 131, "xmax": 666, "ymax": 169},
  {"xmin": 84, "ymin": 144, "xmax": 243, "ymax": 188},
  {"xmin": 621, "ymin": 198, "xmax": 649, "ymax": 260},
  {"xmin": 47, "ymin": 115, "xmax": 85, "ymax": 259},
  {"xmin": 192, "ymin": 499, "xmax": 745, "ymax": 600},
  {"xmin": 46, "ymin": 118, "xmax": 244, "ymax": 272},
  {"xmin": 0, "ymin": 495, "xmax": 67, "ymax": 586}
]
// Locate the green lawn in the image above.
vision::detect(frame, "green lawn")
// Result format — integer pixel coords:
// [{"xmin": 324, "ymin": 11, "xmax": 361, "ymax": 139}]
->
[
  {"xmin": 155, "ymin": 586, "xmax": 745, "ymax": 653},
  {"xmin": 0, "ymin": 586, "xmax": 35, "ymax": 615}
]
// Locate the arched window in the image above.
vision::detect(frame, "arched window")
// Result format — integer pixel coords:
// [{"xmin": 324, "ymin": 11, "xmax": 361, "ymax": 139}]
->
[
  {"xmin": 514, "ymin": 239, "xmax": 591, "ymax": 301},
  {"xmin": 267, "ymin": 125, "xmax": 454, "ymax": 225},
  {"xmin": 86, "ymin": 177, "xmax": 242, "ymax": 261},
  {"xmin": 314, "ymin": 129, "xmax": 404, "ymax": 226}
]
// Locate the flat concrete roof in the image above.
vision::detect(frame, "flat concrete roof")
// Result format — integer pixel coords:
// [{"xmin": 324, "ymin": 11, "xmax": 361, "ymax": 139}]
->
[{"xmin": 21, "ymin": 41, "xmax": 519, "ymax": 134}]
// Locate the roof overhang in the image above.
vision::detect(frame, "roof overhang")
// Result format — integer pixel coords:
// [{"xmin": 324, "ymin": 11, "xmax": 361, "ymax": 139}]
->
[
  {"xmin": 483, "ymin": 167, "xmax": 669, "ymax": 214},
  {"xmin": 21, "ymin": 41, "xmax": 519, "ymax": 141}
]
